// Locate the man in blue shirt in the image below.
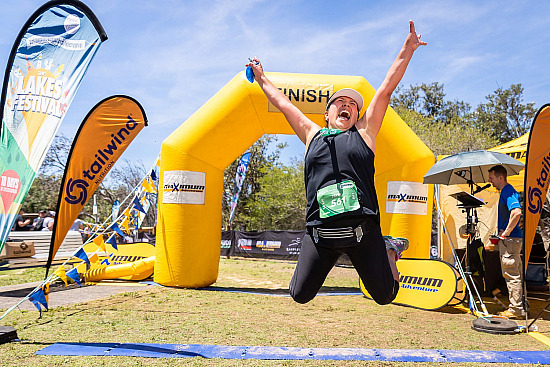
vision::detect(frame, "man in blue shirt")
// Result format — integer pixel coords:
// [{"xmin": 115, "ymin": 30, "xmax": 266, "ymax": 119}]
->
[{"xmin": 488, "ymin": 165, "xmax": 523, "ymax": 318}]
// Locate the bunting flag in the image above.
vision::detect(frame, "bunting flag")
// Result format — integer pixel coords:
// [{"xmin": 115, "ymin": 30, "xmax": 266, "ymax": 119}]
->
[
  {"xmin": 229, "ymin": 152, "xmax": 251, "ymax": 222},
  {"xmin": 92, "ymin": 235, "xmax": 106, "ymax": 252},
  {"xmin": 46, "ymin": 95, "xmax": 147, "ymax": 276},
  {"xmin": 74, "ymin": 248, "xmax": 90, "ymax": 268},
  {"xmin": 107, "ymin": 233, "xmax": 118, "ymax": 251},
  {"xmin": 133, "ymin": 196, "xmax": 147, "ymax": 214},
  {"xmin": 120, "ymin": 216, "xmax": 129, "ymax": 233},
  {"xmin": 66, "ymin": 267, "xmax": 81, "ymax": 286},
  {"xmin": 29, "ymin": 287, "xmax": 48, "ymax": 311},
  {"xmin": 110, "ymin": 222, "xmax": 125, "ymax": 237},
  {"xmin": 523, "ymin": 104, "xmax": 550, "ymax": 271},
  {"xmin": 54, "ymin": 265, "xmax": 68, "ymax": 286},
  {"xmin": 0, "ymin": 1, "xmax": 107, "ymax": 254}
]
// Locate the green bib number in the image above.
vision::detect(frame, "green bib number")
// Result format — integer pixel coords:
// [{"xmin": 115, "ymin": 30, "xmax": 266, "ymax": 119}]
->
[{"xmin": 317, "ymin": 180, "xmax": 360, "ymax": 218}]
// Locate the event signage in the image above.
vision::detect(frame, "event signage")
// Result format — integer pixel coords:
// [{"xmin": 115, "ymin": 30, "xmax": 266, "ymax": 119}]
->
[
  {"xmin": 0, "ymin": 1, "xmax": 107, "ymax": 253},
  {"xmin": 386, "ymin": 181, "xmax": 429, "ymax": 215},
  {"xmin": 523, "ymin": 104, "xmax": 550, "ymax": 271},
  {"xmin": 361, "ymin": 258, "xmax": 459, "ymax": 310},
  {"xmin": 162, "ymin": 170, "xmax": 206, "ymax": 204},
  {"xmin": 46, "ymin": 95, "xmax": 147, "ymax": 274},
  {"xmin": 268, "ymin": 79, "xmax": 333, "ymax": 114},
  {"xmin": 226, "ymin": 230, "xmax": 306, "ymax": 260}
]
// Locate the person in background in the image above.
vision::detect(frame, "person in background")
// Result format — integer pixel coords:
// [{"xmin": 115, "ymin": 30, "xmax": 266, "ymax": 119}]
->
[
  {"xmin": 32, "ymin": 210, "xmax": 47, "ymax": 231},
  {"xmin": 42, "ymin": 211, "xmax": 55, "ymax": 231},
  {"xmin": 13, "ymin": 209, "xmax": 32, "ymax": 231},
  {"xmin": 488, "ymin": 164, "xmax": 524, "ymax": 319}
]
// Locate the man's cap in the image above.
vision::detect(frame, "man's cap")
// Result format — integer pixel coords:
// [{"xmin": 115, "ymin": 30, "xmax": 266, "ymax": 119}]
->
[
  {"xmin": 39, "ymin": 210, "xmax": 47, "ymax": 214},
  {"xmin": 326, "ymin": 88, "xmax": 364, "ymax": 112},
  {"xmin": 49, "ymin": 211, "xmax": 56, "ymax": 217}
]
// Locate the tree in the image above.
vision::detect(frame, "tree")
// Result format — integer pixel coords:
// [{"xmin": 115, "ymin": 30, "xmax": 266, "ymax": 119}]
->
[
  {"xmin": 475, "ymin": 83, "xmax": 536, "ymax": 142},
  {"xmin": 243, "ymin": 160, "xmax": 306, "ymax": 230},
  {"xmin": 396, "ymin": 107, "xmax": 499, "ymax": 156},
  {"xmin": 392, "ymin": 82, "xmax": 472, "ymax": 124},
  {"xmin": 222, "ymin": 135, "xmax": 286, "ymax": 230}
]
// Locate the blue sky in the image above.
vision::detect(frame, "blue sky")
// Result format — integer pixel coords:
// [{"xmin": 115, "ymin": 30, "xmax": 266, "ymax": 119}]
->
[{"xmin": 1, "ymin": 0, "xmax": 550, "ymax": 169}]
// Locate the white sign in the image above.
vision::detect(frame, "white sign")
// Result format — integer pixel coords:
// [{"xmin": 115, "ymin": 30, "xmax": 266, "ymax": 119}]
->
[
  {"xmin": 163, "ymin": 170, "xmax": 206, "ymax": 204},
  {"xmin": 386, "ymin": 181, "xmax": 429, "ymax": 215}
]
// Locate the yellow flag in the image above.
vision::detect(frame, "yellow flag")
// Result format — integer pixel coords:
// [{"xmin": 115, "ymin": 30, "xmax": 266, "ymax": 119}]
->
[
  {"xmin": 93, "ymin": 235, "xmax": 106, "ymax": 252},
  {"xmin": 120, "ymin": 217, "xmax": 129, "ymax": 233},
  {"xmin": 142, "ymin": 179, "xmax": 155, "ymax": 193},
  {"xmin": 89, "ymin": 253, "xmax": 99, "ymax": 264},
  {"xmin": 54, "ymin": 266, "xmax": 68, "ymax": 286}
]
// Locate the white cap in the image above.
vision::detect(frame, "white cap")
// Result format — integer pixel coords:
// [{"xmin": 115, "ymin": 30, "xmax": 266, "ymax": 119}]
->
[{"xmin": 326, "ymin": 88, "xmax": 364, "ymax": 112}]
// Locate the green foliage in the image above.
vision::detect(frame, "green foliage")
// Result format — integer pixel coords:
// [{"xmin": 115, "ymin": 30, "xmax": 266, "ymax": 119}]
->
[
  {"xmin": 392, "ymin": 82, "xmax": 534, "ymax": 154},
  {"xmin": 222, "ymin": 135, "xmax": 288, "ymax": 230},
  {"xmin": 474, "ymin": 83, "xmax": 536, "ymax": 142},
  {"xmin": 396, "ymin": 107, "xmax": 499, "ymax": 156},
  {"xmin": 242, "ymin": 161, "xmax": 306, "ymax": 230}
]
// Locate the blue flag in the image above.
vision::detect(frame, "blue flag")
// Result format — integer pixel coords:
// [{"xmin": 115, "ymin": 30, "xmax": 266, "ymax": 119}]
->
[
  {"xmin": 107, "ymin": 233, "xmax": 118, "ymax": 251},
  {"xmin": 229, "ymin": 152, "xmax": 251, "ymax": 223},
  {"xmin": 29, "ymin": 288, "xmax": 48, "ymax": 311},
  {"xmin": 74, "ymin": 248, "xmax": 90, "ymax": 269},
  {"xmin": 133, "ymin": 196, "xmax": 147, "ymax": 214},
  {"xmin": 110, "ymin": 222, "xmax": 126, "ymax": 237},
  {"xmin": 66, "ymin": 267, "xmax": 81, "ymax": 286}
]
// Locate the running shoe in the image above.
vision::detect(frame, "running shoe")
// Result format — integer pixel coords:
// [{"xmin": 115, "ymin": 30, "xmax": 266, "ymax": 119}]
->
[{"xmin": 384, "ymin": 236, "xmax": 409, "ymax": 260}]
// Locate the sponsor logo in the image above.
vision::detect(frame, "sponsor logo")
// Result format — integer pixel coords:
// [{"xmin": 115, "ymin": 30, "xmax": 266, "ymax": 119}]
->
[
  {"xmin": 387, "ymin": 193, "xmax": 428, "ymax": 204},
  {"xmin": 221, "ymin": 239, "xmax": 231, "ymax": 249},
  {"xmin": 83, "ymin": 116, "xmax": 139, "ymax": 184},
  {"xmin": 399, "ymin": 273, "xmax": 443, "ymax": 293},
  {"xmin": 386, "ymin": 181, "xmax": 429, "ymax": 215},
  {"xmin": 163, "ymin": 183, "xmax": 205, "ymax": 193},
  {"xmin": 255, "ymin": 240, "xmax": 281, "ymax": 251},
  {"xmin": 64, "ymin": 14, "xmax": 81, "ymax": 34},
  {"xmin": 27, "ymin": 35, "xmax": 86, "ymax": 50},
  {"xmin": 527, "ymin": 152, "xmax": 550, "ymax": 214},
  {"xmin": 162, "ymin": 171, "xmax": 206, "ymax": 204},
  {"xmin": 237, "ymin": 238, "xmax": 252, "ymax": 251},
  {"xmin": 65, "ymin": 178, "xmax": 89, "ymax": 205}
]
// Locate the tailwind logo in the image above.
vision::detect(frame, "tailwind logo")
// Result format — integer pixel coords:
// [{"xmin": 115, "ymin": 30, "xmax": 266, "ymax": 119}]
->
[
  {"xmin": 528, "ymin": 152, "xmax": 550, "ymax": 214},
  {"xmin": 65, "ymin": 178, "xmax": 89, "ymax": 205}
]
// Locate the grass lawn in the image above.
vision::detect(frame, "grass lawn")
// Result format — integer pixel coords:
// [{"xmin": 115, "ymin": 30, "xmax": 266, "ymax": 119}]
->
[{"xmin": 1, "ymin": 257, "xmax": 549, "ymax": 366}]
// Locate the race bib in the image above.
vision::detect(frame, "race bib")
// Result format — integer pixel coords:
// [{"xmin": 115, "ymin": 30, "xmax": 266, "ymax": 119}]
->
[{"xmin": 317, "ymin": 180, "xmax": 360, "ymax": 218}]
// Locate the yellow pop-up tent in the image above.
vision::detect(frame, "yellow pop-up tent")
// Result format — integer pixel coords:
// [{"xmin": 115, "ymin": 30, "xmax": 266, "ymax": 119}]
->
[{"xmin": 155, "ymin": 71, "xmax": 435, "ymax": 288}]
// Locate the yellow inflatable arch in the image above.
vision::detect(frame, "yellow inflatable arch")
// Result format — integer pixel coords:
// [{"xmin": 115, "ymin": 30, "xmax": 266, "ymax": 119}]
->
[{"xmin": 155, "ymin": 71, "xmax": 435, "ymax": 288}]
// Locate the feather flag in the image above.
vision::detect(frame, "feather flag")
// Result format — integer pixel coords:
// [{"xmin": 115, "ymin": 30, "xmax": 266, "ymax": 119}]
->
[
  {"xmin": 229, "ymin": 152, "xmax": 251, "ymax": 222},
  {"xmin": 0, "ymin": 1, "xmax": 107, "ymax": 254},
  {"xmin": 46, "ymin": 95, "xmax": 147, "ymax": 277}
]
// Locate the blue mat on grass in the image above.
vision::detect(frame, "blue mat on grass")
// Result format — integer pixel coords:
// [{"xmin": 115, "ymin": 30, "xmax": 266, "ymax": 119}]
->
[{"xmin": 35, "ymin": 342, "xmax": 550, "ymax": 363}]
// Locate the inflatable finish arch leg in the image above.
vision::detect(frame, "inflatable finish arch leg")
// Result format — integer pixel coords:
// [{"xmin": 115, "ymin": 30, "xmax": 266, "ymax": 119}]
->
[{"xmin": 155, "ymin": 71, "xmax": 434, "ymax": 288}]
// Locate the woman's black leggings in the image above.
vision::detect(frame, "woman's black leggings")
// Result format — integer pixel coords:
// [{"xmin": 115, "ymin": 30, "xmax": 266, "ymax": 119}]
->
[{"xmin": 289, "ymin": 216, "xmax": 399, "ymax": 305}]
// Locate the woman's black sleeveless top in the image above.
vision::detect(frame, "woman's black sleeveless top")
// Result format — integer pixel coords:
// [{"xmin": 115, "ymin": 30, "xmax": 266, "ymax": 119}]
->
[{"xmin": 304, "ymin": 125, "xmax": 379, "ymax": 227}]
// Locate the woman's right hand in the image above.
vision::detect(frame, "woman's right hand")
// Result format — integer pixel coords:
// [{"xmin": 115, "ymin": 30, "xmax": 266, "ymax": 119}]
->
[{"xmin": 246, "ymin": 57, "xmax": 264, "ymax": 80}]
